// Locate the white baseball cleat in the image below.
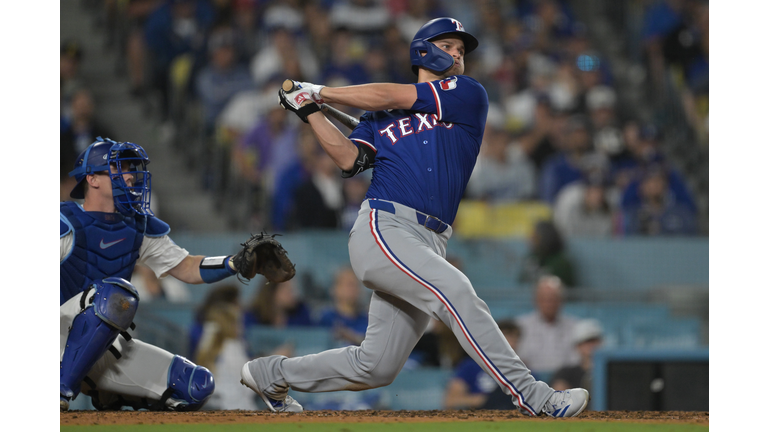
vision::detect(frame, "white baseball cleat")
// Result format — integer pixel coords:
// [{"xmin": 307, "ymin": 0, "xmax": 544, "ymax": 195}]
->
[
  {"xmin": 240, "ymin": 361, "xmax": 303, "ymax": 413},
  {"xmin": 60, "ymin": 397, "xmax": 70, "ymax": 412},
  {"xmin": 541, "ymin": 388, "xmax": 590, "ymax": 418}
]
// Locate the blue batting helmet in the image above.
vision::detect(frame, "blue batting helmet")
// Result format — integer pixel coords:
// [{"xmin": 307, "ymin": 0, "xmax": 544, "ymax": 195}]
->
[
  {"xmin": 410, "ymin": 17, "xmax": 479, "ymax": 75},
  {"xmin": 68, "ymin": 137, "xmax": 153, "ymax": 217}
]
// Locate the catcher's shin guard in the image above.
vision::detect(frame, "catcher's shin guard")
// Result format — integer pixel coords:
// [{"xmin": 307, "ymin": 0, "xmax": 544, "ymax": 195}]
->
[
  {"xmin": 60, "ymin": 278, "xmax": 139, "ymax": 403},
  {"xmin": 160, "ymin": 356, "xmax": 215, "ymax": 411}
]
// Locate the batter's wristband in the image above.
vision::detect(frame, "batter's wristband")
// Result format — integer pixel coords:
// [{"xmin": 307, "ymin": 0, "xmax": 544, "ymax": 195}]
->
[
  {"xmin": 297, "ymin": 102, "xmax": 321, "ymax": 123},
  {"xmin": 199, "ymin": 255, "xmax": 237, "ymax": 283}
]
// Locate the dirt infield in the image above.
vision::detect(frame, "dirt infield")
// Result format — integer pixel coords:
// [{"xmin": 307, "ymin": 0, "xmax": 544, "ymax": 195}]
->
[{"xmin": 61, "ymin": 409, "xmax": 709, "ymax": 426}]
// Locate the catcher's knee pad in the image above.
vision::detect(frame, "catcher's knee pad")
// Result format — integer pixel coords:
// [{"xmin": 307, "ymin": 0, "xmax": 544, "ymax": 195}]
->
[
  {"xmin": 161, "ymin": 355, "xmax": 215, "ymax": 411},
  {"xmin": 60, "ymin": 278, "xmax": 140, "ymax": 400},
  {"xmin": 92, "ymin": 277, "xmax": 140, "ymax": 332}
]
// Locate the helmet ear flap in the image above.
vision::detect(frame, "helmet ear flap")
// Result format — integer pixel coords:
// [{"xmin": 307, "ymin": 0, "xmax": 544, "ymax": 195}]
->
[{"xmin": 409, "ymin": 39, "xmax": 455, "ymax": 75}]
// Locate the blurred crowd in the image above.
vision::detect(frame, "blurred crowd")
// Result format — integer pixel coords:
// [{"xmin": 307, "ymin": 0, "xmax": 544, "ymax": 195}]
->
[{"xmin": 60, "ymin": 0, "xmax": 708, "ymax": 238}]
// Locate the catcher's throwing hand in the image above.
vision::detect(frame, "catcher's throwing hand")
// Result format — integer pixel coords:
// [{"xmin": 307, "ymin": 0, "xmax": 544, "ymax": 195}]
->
[
  {"xmin": 278, "ymin": 81, "xmax": 321, "ymax": 123},
  {"xmin": 232, "ymin": 232, "xmax": 296, "ymax": 284}
]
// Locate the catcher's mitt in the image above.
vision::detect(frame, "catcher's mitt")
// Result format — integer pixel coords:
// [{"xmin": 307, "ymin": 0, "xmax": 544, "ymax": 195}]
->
[{"xmin": 232, "ymin": 233, "xmax": 296, "ymax": 284}]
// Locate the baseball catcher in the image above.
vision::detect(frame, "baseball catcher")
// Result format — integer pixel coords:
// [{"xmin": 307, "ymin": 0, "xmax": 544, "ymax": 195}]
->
[{"xmin": 60, "ymin": 138, "xmax": 294, "ymax": 412}]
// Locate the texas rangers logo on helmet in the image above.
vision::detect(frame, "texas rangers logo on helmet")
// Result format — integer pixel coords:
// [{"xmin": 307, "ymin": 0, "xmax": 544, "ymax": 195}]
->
[
  {"xmin": 439, "ymin": 77, "xmax": 458, "ymax": 91},
  {"xmin": 450, "ymin": 18, "xmax": 465, "ymax": 32}
]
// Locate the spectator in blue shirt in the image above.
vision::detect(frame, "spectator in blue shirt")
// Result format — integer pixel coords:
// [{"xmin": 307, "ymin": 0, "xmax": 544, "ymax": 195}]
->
[
  {"xmin": 195, "ymin": 25, "xmax": 255, "ymax": 133},
  {"xmin": 317, "ymin": 267, "xmax": 369, "ymax": 347},
  {"xmin": 443, "ymin": 320, "xmax": 521, "ymax": 409},
  {"xmin": 539, "ymin": 115, "xmax": 606, "ymax": 204},
  {"xmin": 244, "ymin": 279, "xmax": 314, "ymax": 328},
  {"xmin": 619, "ymin": 165, "xmax": 698, "ymax": 236}
]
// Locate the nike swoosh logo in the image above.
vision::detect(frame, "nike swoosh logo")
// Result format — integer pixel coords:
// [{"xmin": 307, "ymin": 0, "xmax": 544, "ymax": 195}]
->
[{"xmin": 100, "ymin": 238, "xmax": 126, "ymax": 249}]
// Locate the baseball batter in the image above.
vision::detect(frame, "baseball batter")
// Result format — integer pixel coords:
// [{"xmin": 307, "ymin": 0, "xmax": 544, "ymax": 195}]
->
[
  {"xmin": 60, "ymin": 138, "xmax": 294, "ymax": 411},
  {"xmin": 241, "ymin": 18, "xmax": 589, "ymax": 417}
]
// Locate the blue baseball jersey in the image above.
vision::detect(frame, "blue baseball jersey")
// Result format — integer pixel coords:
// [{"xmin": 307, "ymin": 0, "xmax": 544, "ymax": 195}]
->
[{"xmin": 348, "ymin": 75, "xmax": 489, "ymax": 225}]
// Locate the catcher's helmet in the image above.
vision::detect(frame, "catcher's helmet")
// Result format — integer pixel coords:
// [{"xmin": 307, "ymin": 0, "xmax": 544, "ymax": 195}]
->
[
  {"xmin": 68, "ymin": 137, "xmax": 153, "ymax": 217},
  {"xmin": 410, "ymin": 17, "xmax": 479, "ymax": 75}
]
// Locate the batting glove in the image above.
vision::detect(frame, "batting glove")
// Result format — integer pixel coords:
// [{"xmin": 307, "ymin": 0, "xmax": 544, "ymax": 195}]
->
[
  {"xmin": 278, "ymin": 86, "xmax": 321, "ymax": 124},
  {"xmin": 284, "ymin": 79, "xmax": 326, "ymax": 104}
]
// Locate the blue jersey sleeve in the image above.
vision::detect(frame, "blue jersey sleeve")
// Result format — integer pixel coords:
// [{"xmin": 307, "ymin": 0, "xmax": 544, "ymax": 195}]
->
[
  {"xmin": 411, "ymin": 75, "xmax": 488, "ymax": 134},
  {"xmin": 347, "ymin": 111, "xmax": 378, "ymax": 154}
]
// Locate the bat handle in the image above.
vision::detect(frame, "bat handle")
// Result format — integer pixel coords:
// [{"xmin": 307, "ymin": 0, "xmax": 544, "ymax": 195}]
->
[{"xmin": 282, "ymin": 79, "xmax": 297, "ymax": 92}]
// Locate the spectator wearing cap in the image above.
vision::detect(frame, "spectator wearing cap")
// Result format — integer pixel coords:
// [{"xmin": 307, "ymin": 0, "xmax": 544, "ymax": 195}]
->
[
  {"xmin": 550, "ymin": 318, "xmax": 604, "ymax": 406},
  {"xmin": 553, "ymin": 171, "xmax": 616, "ymax": 238},
  {"xmin": 614, "ymin": 122, "xmax": 697, "ymax": 212},
  {"xmin": 195, "ymin": 25, "xmax": 255, "ymax": 133},
  {"xmin": 587, "ymin": 85, "xmax": 626, "ymax": 160},
  {"xmin": 619, "ymin": 165, "xmax": 698, "ymax": 236},
  {"xmin": 539, "ymin": 114, "xmax": 608, "ymax": 204}
]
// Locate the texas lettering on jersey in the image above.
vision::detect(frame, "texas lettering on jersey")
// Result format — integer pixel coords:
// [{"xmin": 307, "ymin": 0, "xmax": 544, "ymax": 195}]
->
[{"xmin": 378, "ymin": 113, "xmax": 453, "ymax": 145}]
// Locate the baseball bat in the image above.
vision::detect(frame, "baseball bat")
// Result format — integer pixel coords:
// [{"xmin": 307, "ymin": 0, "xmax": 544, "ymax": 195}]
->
[{"xmin": 282, "ymin": 79, "xmax": 360, "ymax": 131}]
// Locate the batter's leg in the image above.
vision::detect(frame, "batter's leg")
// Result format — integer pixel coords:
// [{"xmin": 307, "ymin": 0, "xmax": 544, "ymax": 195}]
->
[
  {"xmin": 356, "ymin": 209, "xmax": 554, "ymax": 415},
  {"xmin": 243, "ymin": 290, "xmax": 432, "ymax": 397}
]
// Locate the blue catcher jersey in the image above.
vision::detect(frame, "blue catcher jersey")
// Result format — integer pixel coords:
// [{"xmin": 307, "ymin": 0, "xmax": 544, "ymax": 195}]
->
[
  {"xmin": 348, "ymin": 75, "xmax": 489, "ymax": 225},
  {"xmin": 59, "ymin": 202, "xmax": 169, "ymax": 305}
]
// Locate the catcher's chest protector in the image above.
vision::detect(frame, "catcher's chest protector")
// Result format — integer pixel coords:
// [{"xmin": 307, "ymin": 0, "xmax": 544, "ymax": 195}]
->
[{"xmin": 60, "ymin": 202, "xmax": 145, "ymax": 305}]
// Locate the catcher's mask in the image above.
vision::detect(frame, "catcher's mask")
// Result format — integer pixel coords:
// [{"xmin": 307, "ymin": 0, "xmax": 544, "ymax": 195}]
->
[
  {"xmin": 410, "ymin": 17, "xmax": 479, "ymax": 75},
  {"xmin": 69, "ymin": 137, "xmax": 153, "ymax": 217}
]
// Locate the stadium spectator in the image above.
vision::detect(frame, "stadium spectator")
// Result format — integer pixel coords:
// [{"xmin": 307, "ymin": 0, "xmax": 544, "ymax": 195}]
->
[
  {"xmin": 320, "ymin": 27, "xmax": 370, "ymax": 85},
  {"xmin": 61, "ymin": 89, "xmax": 115, "ymax": 201},
  {"xmin": 130, "ymin": 263, "xmax": 191, "ymax": 302},
  {"xmin": 340, "ymin": 173, "xmax": 371, "ymax": 232},
  {"xmin": 539, "ymin": 114, "xmax": 607, "ymax": 204},
  {"xmin": 551, "ymin": 318, "xmax": 604, "ymax": 396},
  {"xmin": 519, "ymin": 220, "xmax": 577, "ymax": 287},
  {"xmin": 443, "ymin": 319, "xmax": 521, "ymax": 409},
  {"xmin": 466, "ymin": 104, "xmax": 537, "ymax": 203},
  {"xmin": 194, "ymin": 25, "xmax": 255, "ymax": 133},
  {"xmin": 516, "ymin": 97, "xmax": 564, "ymax": 174},
  {"xmin": 553, "ymin": 173, "xmax": 616, "ymax": 238},
  {"xmin": 143, "ymin": 0, "xmax": 215, "ymax": 121},
  {"xmin": 60, "ymin": 39, "xmax": 85, "ymax": 118},
  {"xmin": 615, "ymin": 123, "xmax": 697, "ymax": 210},
  {"xmin": 188, "ymin": 284, "xmax": 259, "ymax": 410},
  {"xmin": 287, "ymin": 140, "xmax": 344, "ymax": 231},
  {"xmin": 119, "ymin": 0, "xmax": 162, "ymax": 98},
  {"xmin": 249, "ymin": 25, "xmax": 320, "ymax": 89},
  {"xmin": 233, "ymin": 103, "xmax": 300, "ymax": 227},
  {"xmin": 317, "ymin": 267, "xmax": 369, "ymax": 348},
  {"xmin": 244, "ymin": 278, "xmax": 314, "ymax": 328},
  {"xmin": 619, "ymin": 165, "xmax": 698, "ymax": 236},
  {"xmin": 328, "ymin": 0, "xmax": 391, "ymax": 35},
  {"xmin": 270, "ymin": 127, "xmax": 318, "ymax": 231},
  {"xmin": 515, "ymin": 276, "xmax": 580, "ymax": 379}
]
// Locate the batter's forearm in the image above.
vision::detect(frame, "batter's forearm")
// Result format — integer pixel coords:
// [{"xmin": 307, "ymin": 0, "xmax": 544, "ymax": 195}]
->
[
  {"xmin": 307, "ymin": 113, "xmax": 359, "ymax": 172},
  {"xmin": 319, "ymin": 83, "xmax": 417, "ymax": 112}
]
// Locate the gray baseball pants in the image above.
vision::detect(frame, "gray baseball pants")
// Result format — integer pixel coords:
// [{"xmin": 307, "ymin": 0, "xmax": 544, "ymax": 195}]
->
[{"xmin": 257, "ymin": 199, "xmax": 554, "ymax": 414}]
